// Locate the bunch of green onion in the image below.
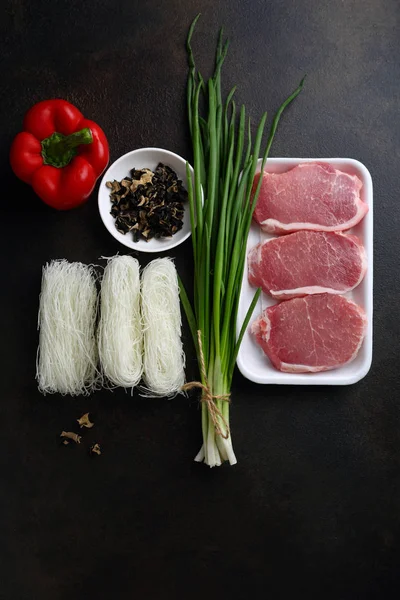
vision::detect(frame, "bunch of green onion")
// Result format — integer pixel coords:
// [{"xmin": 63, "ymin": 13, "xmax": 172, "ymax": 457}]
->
[{"xmin": 179, "ymin": 15, "xmax": 304, "ymax": 467}]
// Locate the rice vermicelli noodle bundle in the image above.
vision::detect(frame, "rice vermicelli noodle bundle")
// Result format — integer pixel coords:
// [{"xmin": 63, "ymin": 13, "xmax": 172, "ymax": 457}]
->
[
  {"xmin": 98, "ymin": 255, "xmax": 142, "ymax": 388},
  {"xmin": 141, "ymin": 257, "xmax": 185, "ymax": 396},
  {"xmin": 36, "ymin": 259, "xmax": 99, "ymax": 395}
]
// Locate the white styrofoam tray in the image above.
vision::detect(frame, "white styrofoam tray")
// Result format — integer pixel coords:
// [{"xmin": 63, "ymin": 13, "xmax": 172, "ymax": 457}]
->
[{"xmin": 236, "ymin": 158, "xmax": 373, "ymax": 386}]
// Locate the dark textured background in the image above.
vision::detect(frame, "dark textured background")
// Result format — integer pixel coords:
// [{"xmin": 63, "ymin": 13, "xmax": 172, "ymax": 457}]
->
[{"xmin": 1, "ymin": 0, "xmax": 400, "ymax": 598}]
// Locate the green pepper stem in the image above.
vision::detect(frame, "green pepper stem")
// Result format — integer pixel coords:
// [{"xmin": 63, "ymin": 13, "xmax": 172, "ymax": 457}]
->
[{"xmin": 41, "ymin": 128, "xmax": 93, "ymax": 168}]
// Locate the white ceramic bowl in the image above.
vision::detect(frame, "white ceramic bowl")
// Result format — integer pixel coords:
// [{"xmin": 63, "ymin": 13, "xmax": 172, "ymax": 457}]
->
[
  {"xmin": 237, "ymin": 157, "xmax": 373, "ymax": 386},
  {"xmin": 98, "ymin": 147, "xmax": 194, "ymax": 252}
]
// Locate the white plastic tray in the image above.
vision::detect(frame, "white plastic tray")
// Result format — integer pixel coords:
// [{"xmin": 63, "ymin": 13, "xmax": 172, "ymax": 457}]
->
[{"xmin": 236, "ymin": 158, "xmax": 373, "ymax": 386}]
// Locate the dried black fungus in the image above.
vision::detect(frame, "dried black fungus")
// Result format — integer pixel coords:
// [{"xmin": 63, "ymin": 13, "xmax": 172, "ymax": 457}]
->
[
  {"xmin": 60, "ymin": 431, "xmax": 81, "ymax": 444},
  {"xmin": 77, "ymin": 412, "xmax": 94, "ymax": 429},
  {"xmin": 90, "ymin": 443, "xmax": 101, "ymax": 456},
  {"xmin": 107, "ymin": 163, "xmax": 188, "ymax": 242}
]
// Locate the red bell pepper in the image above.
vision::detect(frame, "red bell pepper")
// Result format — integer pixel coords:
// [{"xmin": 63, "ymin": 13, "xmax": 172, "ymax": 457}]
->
[{"xmin": 10, "ymin": 99, "xmax": 109, "ymax": 210}]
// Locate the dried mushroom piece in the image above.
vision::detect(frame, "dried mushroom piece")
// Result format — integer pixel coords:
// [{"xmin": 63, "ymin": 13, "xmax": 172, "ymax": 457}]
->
[
  {"xmin": 130, "ymin": 168, "xmax": 153, "ymax": 192},
  {"xmin": 90, "ymin": 443, "xmax": 101, "ymax": 456},
  {"xmin": 60, "ymin": 431, "xmax": 81, "ymax": 444},
  {"xmin": 107, "ymin": 162, "xmax": 188, "ymax": 243},
  {"xmin": 77, "ymin": 412, "xmax": 94, "ymax": 429},
  {"xmin": 106, "ymin": 180, "xmax": 121, "ymax": 193}
]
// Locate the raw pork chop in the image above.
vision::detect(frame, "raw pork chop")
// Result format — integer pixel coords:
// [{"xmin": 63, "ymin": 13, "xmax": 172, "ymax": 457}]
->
[
  {"xmin": 253, "ymin": 162, "xmax": 368, "ymax": 234},
  {"xmin": 251, "ymin": 294, "xmax": 367, "ymax": 373},
  {"xmin": 248, "ymin": 231, "xmax": 366, "ymax": 299}
]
